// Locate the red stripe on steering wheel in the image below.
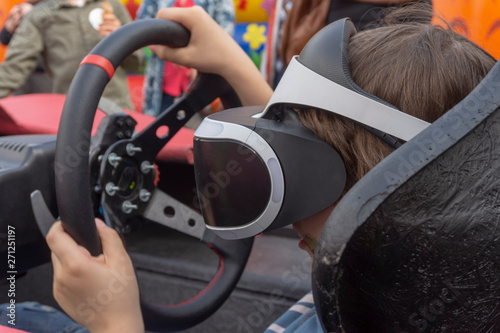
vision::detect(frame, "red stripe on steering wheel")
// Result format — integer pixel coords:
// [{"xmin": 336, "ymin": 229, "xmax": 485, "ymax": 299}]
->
[{"xmin": 80, "ymin": 55, "xmax": 115, "ymax": 79}]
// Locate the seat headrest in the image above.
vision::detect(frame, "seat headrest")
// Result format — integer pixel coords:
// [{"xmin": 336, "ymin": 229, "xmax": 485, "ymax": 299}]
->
[{"xmin": 313, "ymin": 58, "xmax": 500, "ymax": 332}]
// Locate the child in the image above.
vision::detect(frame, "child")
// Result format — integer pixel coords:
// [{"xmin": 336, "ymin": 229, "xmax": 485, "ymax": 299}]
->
[{"xmin": 43, "ymin": 3, "xmax": 496, "ymax": 333}]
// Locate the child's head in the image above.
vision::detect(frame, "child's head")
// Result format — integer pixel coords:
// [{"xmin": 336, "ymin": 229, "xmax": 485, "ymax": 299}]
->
[
  {"xmin": 292, "ymin": 4, "xmax": 495, "ymax": 254},
  {"xmin": 306, "ymin": 7, "xmax": 500, "ymax": 331},
  {"xmin": 194, "ymin": 3, "xmax": 495, "ymax": 246},
  {"xmin": 298, "ymin": 4, "xmax": 495, "ymax": 191}
]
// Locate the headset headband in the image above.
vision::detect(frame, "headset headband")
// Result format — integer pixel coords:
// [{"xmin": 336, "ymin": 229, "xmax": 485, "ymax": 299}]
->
[
  {"xmin": 262, "ymin": 57, "xmax": 430, "ymax": 141},
  {"xmin": 260, "ymin": 18, "xmax": 430, "ymax": 142}
]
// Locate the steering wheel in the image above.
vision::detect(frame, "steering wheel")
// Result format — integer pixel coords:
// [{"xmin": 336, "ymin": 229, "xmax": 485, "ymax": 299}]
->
[{"xmin": 54, "ymin": 19, "xmax": 253, "ymax": 332}]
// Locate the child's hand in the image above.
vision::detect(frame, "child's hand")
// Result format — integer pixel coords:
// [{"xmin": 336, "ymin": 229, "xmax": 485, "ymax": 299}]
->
[
  {"xmin": 98, "ymin": 13, "xmax": 122, "ymax": 37},
  {"xmin": 152, "ymin": 6, "xmax": 273, "ymax": 106},
  {"xmin": 152, "ymin": 6, "xmax": 242, "ymax": 77},
  {"xmin": 46, "ymin": 220, "xmax": 144, "ymax": 333}
]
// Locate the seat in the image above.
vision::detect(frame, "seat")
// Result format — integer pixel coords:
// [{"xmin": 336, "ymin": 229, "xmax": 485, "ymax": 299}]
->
[
  {"xmin": 313, "ymin": 59, "xmax": 500, "ymax": 332},
  {"xmin": 0, "ymin": 94, "xmax": 195, "ymax": 164}
]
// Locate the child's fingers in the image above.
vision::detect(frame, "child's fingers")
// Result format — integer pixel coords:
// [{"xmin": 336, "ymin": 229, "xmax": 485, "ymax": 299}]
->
[
  {"xmin": 95, "ymin": 219, "xmax": 128, "ymax": 263},
  {"xmin": 156, "ymin": 6, "xmax": 206, "ymax": 30},
  {"xmin": 46, "ymin": 221, "xmax": 89, "ymax": 264}
]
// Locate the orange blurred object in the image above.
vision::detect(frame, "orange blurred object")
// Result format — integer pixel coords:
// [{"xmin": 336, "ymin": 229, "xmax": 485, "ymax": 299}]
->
[
  {"xmin": 433, "ymin": 0, "xmax": 500, "ymax": 59},
  {"xmin": 0, "ymin": 0, "xmax": 24, "ymax": 62}
]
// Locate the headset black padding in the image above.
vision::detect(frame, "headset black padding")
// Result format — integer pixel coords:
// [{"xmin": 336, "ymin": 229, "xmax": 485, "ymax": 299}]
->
[
  {"xmin": 313, "ymin": 58, "xmax": 500, "ymax": 332},
  {"xmin": 297, "ymin": 18, "xmax": 403, "ymax": 148},
  {"xmin": 298, "ymin": 18, "xmax": 396, "ymax": 109}
]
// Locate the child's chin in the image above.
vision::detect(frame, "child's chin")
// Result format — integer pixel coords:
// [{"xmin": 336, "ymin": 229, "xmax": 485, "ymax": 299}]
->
[{"xmin": 299, "ymin": 238, "xmax": 315, "ymax": 258}]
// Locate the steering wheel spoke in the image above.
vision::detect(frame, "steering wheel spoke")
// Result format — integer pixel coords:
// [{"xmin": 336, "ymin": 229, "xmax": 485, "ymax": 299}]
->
[
  {"xmin": 143, "ymin": 188, "xmax": 205, "ymax": 240},
  {"xmin": 126, "ymin": 73, "xmax": 242, "ymax": 160}
]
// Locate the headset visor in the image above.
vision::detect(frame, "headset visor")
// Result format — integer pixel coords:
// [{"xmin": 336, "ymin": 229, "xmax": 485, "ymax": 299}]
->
[{"xmin": 193, "ymin": 139, "xmax": 271, "ymax": 228}]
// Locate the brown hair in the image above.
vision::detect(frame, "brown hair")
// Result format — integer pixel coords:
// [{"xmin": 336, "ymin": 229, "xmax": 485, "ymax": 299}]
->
[{"xmin": 297, "ymin": 3, "xmax": 496, "ymax": 192}]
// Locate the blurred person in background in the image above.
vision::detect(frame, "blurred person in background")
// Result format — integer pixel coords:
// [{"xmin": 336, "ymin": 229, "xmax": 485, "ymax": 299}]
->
[
  {"xmin": 264, "ymin": 0, "xmax": 430, "ymax": 87},
  {"xmin": 137, "ymin": 0, "xmax": 234, "ymax": 117},
  {"xmin": 0, "ymin": 0, "xmax": 52, "ymax": 95},
  {"xmin": 0, "ymin": 0, "xmax": 144, "ymax": 110}
]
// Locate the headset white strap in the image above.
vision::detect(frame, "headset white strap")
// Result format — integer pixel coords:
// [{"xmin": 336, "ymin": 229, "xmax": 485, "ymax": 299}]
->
[{"xmin": 261, "ymin": 57, "xmax": 430, "ymax": 141}]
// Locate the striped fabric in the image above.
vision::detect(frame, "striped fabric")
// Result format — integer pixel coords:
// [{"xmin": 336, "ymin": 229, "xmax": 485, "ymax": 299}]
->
[{"xmin": 264, "ymin": 292, "xmax": 322, "ymax": 333}]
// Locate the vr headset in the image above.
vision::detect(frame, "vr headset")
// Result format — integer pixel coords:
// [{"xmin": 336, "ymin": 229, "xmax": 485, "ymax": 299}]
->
[{"xmin": 193, "ymin": 18, "xmax": 431, "ymax": 240}]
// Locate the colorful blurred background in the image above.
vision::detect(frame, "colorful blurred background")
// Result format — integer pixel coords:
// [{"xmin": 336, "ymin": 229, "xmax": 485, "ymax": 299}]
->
[
  {"xmin": 2, "ymin": 0, "xmax": 500, "ymax": 63},
  {"xmin": 0, "ymin": 0, "xmax": 270, "ymax": 64},
  {"xmin": 1, "ymin": 0, "xmax": 499, "ymax": 112}
]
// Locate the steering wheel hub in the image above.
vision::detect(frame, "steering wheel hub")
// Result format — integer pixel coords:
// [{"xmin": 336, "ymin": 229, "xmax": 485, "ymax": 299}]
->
[{"xmin": 99, "ymin": 140, "xmax": 156, "ymax": 229}]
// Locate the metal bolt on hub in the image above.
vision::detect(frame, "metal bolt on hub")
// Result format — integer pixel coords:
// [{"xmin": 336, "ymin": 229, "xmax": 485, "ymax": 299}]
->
[
  {"xmin": 108, "ymin": 153, "xmax": 122, "ymax": 167},
  {"xmin": 122, "ymin": 200, "xmax": 138, "ymax": 214},
  {"xmin": 139, "ymin": 189, "xmax": 152, "ymax": 202},
  {"xmin": 141, "ymin": 161, "xmax": 155, "ymax": 174},
  {"xmin": 105, "ymin": 182, "xmax": 120, "ymax": 196},
  {"xmin": 126, "ymin": 143, "xmax": 142, "ymax": 156}
]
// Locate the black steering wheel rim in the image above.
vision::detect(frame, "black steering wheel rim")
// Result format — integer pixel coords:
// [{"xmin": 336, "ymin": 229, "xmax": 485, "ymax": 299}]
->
[{"xmin": 54, "ymin": 19, "xmax": 253, "ymax": 332}]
